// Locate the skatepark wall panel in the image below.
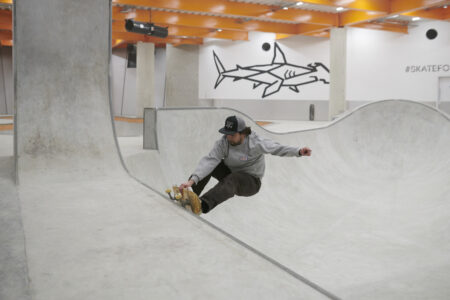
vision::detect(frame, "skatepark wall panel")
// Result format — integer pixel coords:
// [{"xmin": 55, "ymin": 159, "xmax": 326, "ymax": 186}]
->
[
  {"xmin": 143, "ymin": 108, "xmax": 158, "ymax": 150},
  {"xmin": 14, "ymin": 0, "xmax": 123, "ymax": 182}
]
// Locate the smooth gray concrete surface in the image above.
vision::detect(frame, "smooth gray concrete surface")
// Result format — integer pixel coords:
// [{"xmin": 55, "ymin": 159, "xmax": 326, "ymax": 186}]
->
[
  {"xmin": 123, "ymin": 100, "xmax": 450, "ymax": 299},
  {"xmin": 15, "ymin": 0, "xmax": 122, "ymax": 182},
  {"xmin": 18, "ymin": 174, "xmax": 329, "ymax": 300},
  {"xmin": 0, "ymin": 135, "xmax": 30, "ymax": 300},
  {"xmin": 143, "ymin": 108, "xmax": 158, "ymax": 149}
]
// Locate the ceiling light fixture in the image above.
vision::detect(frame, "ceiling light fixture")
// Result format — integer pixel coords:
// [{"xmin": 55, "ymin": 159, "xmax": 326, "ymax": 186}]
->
[
  {"xmin": 389, "ymin": 14, "xmax": 399, "ymax": 18},
  {"xmin": 412, "ymin": 17, "xmax": 421, "ymax": 21},
  {"xmin": 125, "ymin": 19, "xmax": 168, "ymax": 38},
  {"xmin": 296, "ymin": 2, "xmax": 304, "ymax": 5},
  {"xmin": 444, "ymin": 5, "xmax": 448, "ymax": 8},
  {"xmin": 283, "ymin": 7, "xmax": 289, "ymax": 10},
  {"xmin": 336, "ymin": 7, "xmax": 345, "ymax": 11},
  {"xmin": 217, "ymin": 28, "xmax": 223, "ymax": 32}
]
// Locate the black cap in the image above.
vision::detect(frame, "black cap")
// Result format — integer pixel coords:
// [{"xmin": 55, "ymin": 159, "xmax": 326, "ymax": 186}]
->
[{"xmin": 219, "ymin": 115, "xmax": 246, "ymax": 135}]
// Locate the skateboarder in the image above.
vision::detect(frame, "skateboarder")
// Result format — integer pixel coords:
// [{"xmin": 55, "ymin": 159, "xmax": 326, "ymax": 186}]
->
[{"xmin": 180, "ymin": 115, "xmax": 311, "ymax": 214}]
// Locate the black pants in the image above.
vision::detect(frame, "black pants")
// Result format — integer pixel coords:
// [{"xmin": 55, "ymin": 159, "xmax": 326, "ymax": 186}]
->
[{"xmin": 192, "ymin": 161, "xmax": 261, "ymax": 213}]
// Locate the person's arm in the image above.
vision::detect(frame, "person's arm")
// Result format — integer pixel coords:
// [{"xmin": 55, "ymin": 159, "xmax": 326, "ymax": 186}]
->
[
  {"xmin": 253, "ymin": 134, "xmax": 311, "ymax": 157},
  {"xmin": 180, "ymin": 138, "xmax": 226, "ymax": 190}
]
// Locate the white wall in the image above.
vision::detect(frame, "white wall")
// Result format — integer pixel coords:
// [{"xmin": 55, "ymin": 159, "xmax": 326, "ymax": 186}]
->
[
  {"xmin": 199, "ymin": 32, "xmax": 330, "ymax": 100},
  {"xmin": 347, "ymin": 20, "xmax": 450, "ymax": 102}
]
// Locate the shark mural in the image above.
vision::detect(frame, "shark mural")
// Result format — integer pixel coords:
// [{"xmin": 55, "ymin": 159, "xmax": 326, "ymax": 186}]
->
[{"xmin": 213, "ymin": 43, "xmax": 330, "ymax": 98}]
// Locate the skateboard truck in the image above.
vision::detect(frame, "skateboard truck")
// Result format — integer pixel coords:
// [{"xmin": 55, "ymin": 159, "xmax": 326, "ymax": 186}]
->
[
  {"xmin": 166, "ymin": 185, "xmax": 184, "ymax": 204},
  {"xmin": 165, "ymin": 188, "xmax": 174, "ymax": 200}
]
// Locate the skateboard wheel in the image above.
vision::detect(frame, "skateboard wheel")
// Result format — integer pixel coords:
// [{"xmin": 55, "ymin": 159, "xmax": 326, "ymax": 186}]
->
[
  {"xmin": 165, "ymin": 189, "xmax": 172, "ymax": 194},
  {"xmin": 175, "ymin": 194, "xmax": 182, "ymax": 200}
]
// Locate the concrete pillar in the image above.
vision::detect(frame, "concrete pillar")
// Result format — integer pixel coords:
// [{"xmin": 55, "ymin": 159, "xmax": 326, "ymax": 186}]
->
[
  {"xmin": 14, "ymin": 0, "xmax": 120, "ymax": 179},
  {"xmin": 136, "ymin": 42, "xmax": 154, "ymax": 116},
  {"xmin": 165, "ymin": 44, "xmax": 199, "ymax": 107},
  {"xmin": 329, "ymin": 27, "xmax": 347, "ymax": 120}
]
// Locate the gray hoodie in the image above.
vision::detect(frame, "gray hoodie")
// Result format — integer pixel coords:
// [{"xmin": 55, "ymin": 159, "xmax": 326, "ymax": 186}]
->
[{"xmin": 190, "ymin": 131, "xmax": 301, "ymax": 184}]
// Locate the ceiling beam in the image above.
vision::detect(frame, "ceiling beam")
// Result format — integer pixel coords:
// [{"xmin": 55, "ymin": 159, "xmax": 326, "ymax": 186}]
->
[
  {"xmin": 0, "ymin": 30, "xmax": 11, "ymax": 40},
  {"xmin": 275, "ymin": 33, "xmax": 294, "ymax": 40},
  {"xmin": 0, "ymin": 9, "xmax": 11, "ymax": 20},
  {"xmin": 112, "ymin": 0, "xmax": 337, "ymax": 25},
  {"xmin": 401, "ymin": 5, "xmax": 450, "ymax": 20},
  {"xmin": 284, "ymin": 0, "xmax": 391, "ymax": 12},
  {"xmin": 0, "ymin": 23, "xmax": 10, "ymax": 30},
  {"xmin": 0, "ymin": 40, "xmax": 12, "ymax": 46},
  {"xmin": 352, "ymin": 22, "xmax": 409, "ymax": 34},
  {"xmin": 112, "ymin": 31, "xmax": 203, "ymax": 46},
  {"xmin": 167, "ymin": 25, "xmax": 248, "ymax": 40},
  {"xmin": 302, "ymin": 31, "xmax": 331, "ymax": 38},
  {"xmin": 340, "ymin": 10, "xmax": 387, "ymax": 26},
  {"xmin": 296, "ymin": 23, "xmax": 331, "ymax": 35},
  {"xmin": 390, "ymin": 0, "xmax": 450, "ymax": 14},
  {"xmin": 265, "ymin": 8, "xmax": 337, "ymax": 26},
  {"xmin": 445, "ymin": 6, "xmax": 450, "ymax": 19}
]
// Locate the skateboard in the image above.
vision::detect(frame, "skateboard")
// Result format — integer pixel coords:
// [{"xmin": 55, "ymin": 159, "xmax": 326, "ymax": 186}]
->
[{"xmin": 165, "ymin": 185, "xmax": 202, "ymax": 215}]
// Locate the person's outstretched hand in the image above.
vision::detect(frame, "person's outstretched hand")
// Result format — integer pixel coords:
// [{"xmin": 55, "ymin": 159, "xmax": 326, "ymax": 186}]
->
[{"xmin": 300, "ymin": 147, "xmax": 312, "ymax": 156}]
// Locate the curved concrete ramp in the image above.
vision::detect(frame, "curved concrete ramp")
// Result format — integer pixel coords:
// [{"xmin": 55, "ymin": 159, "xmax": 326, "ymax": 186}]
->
[{"xmin": 129, "ymin": 100, "xmax": 450, "ymax": 299}]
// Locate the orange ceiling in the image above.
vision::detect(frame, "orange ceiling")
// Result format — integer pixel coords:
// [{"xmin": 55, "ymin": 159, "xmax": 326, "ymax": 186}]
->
[{"xmin": 0, "ymin": 0, "xmax": 448, "ymax": 47}]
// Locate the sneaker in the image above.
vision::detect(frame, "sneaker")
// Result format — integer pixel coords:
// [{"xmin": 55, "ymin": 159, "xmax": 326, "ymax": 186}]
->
[
  {"xmin": 184, "ymin": 190, "xmax": 202, "ymax": 215},
  {"xmin": 200, "ymin": 197, "xmax": 210, "ymax": 214}
]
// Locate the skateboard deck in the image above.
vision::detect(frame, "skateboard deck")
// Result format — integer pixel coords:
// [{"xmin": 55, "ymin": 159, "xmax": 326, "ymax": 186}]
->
[{"xmin": 165, "ymin": 186, "xmax": 202, "ymax": 215}]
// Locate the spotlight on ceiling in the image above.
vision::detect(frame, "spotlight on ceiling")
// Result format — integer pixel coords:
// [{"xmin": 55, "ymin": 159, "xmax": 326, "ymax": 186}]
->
[
  {"xmin": 125, "ymin": 19, "xmax": 168, "ymax": 38},
  {"xmin": 336, "ymin": 7, "xmax": 345, "ymax": 11},
  {"xmin": 296, "ymin": 2, "xmax": 304, "ymax": 5},
  {"xmin": 412, "ymin": 17, "xmax": 421, "ymax": 21}
]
